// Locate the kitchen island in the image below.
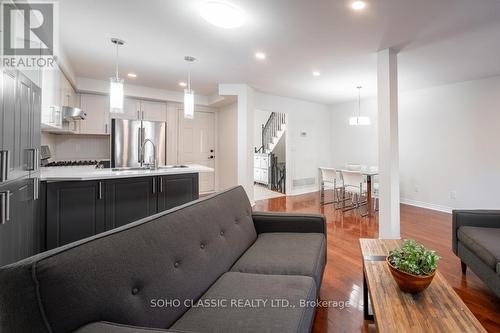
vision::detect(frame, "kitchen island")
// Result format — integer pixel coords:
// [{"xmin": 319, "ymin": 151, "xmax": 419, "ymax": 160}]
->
[{"xmin": 40, "ymin": 164, "xmax": 213, "ymax": 250}]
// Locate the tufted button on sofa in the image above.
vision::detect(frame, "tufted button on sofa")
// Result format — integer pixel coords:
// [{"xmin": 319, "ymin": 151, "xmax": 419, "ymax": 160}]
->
[{"xmin": 0, "ymin": 186, "xmax": 327, "ymax": 333}]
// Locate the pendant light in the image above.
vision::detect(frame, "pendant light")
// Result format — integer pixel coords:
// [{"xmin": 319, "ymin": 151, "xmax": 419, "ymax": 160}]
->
[
  {"xmin": 110, "ymin": 38, "xmax": 125, "ymax": 113},
  {"xmin": 349, "ymin": 86, "xmax": 370, "ymax": 126},
  {"xmin": 183, "ymin": 56, "xmax": 196, "ymax": 119}
]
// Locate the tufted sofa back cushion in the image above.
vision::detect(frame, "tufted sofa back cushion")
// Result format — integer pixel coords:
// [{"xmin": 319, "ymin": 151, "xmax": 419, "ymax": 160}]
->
[{"xmin": 20, "ymin": 186, "xmax": 255, "ymax": 333}]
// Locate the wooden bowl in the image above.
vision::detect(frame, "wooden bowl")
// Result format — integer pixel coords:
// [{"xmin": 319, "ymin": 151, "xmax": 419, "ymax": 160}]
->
[{"xmin": 387, "ymin": 258, "xmax": 436, "ymax": 294}]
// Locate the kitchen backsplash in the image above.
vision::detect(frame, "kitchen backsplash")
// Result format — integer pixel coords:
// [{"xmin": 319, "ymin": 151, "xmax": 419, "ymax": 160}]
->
[{"xmin": 42, "ymin": 133, "xmax": 110, "ymax": 161}]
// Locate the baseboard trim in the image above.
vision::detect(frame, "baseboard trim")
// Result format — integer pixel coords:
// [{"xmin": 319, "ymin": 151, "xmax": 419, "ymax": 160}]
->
[
  {"xmin": 400, "ymin": 198, "xmax": 452, "ymax": 214},
  {"xmin": 287, "ymin": 185, "xmax": 318, "ymax": 196}
]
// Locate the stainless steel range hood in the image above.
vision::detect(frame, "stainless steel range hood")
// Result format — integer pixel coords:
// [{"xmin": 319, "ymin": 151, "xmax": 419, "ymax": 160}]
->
[{"xmin": 62, "ymin": 106, "xmax": 86, "ymax": 120}]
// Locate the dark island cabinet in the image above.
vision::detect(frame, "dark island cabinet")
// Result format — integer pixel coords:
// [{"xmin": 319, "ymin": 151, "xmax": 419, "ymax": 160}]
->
[
  {"xmin": 158, "ymin": 173, "xmax": 199, "ymax": 212},
  {"xmin": 45, "ymin": 180, "xmax": 105, "ymax": 250},
  {"xmin": 43, "ymin": 173, "xmax": 199, "ymax": 250},
  {"xmin": 104, "ymin": 176, "xmax": 157, "ymax": 230},
  {"xmin": 0, "ymin": 178, "xmax": 40, "ymax": 266}
]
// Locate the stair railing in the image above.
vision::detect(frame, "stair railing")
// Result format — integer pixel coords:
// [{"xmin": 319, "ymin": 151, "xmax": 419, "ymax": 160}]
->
[{"xmin": 260, "ymin": 112, "xmax": 286, "ymax": 152}]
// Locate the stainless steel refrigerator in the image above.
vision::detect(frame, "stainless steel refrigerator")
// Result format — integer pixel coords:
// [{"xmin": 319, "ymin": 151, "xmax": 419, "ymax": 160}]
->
[{"xmin": 111, "ymin": 118, "xmax": 166, "ymax": 168}]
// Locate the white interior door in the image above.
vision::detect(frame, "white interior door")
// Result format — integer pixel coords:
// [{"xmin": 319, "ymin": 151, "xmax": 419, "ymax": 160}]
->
[{"xmin": 178, "ymin": 111, "xmax": 215, "ymax": 193}]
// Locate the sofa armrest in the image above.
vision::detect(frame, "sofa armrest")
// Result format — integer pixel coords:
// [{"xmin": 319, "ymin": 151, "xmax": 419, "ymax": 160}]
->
[
  {"xmin": 452, "ymin": 210, "xmax": 500, "ymax": 254},
  {"xmin": 252, "ymin": 211, "xmax": 326, "ymax": 235}
]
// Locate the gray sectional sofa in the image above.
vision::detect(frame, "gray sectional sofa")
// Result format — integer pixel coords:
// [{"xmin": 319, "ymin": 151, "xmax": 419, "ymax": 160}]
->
[
  {"xmin": 452, "ymin": 210, "xmax": 500, "ymax": 298},
  {"xmin": 0, "ymin": 186, "xmax": 326, "ymax": 333}
]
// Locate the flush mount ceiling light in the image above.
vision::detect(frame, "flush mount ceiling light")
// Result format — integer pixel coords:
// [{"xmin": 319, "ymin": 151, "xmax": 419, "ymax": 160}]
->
[
  {"xmin": 127, "ymin": 73, "xmax": 137, "ymax": 78},
  {"xmin": 200, "ymin": 1, "xmax": 246, "ymax": 29},
  {"xmin": 312, "ymin": 70, "xmax": 321, "ymax": 77},
  {"xmin": 183, "ymin": 56, "xmax": 196, "ymax": 120},
  {"xmin": 179, "ymin": 81, "xmax": 187, "ymax": 87},
  {"xmin": 109, "ymin": 38, "xmax": 125, "ymax": 113},
  {"xmin": 255, "ymin": 52, "xmax": 266, "ymax": 60},
  {"xmin": 351, "ymin": 1, "xmax": 367, "ymax": 11},
  {"xmin": 349, "ymin": 86, "xmax": 371, "ymax": 126}
]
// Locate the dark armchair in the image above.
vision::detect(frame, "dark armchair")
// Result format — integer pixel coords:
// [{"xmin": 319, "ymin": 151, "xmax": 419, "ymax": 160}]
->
[{"xmin": 452, "ymin": 210, "xmax": 500, "ymax": 298}]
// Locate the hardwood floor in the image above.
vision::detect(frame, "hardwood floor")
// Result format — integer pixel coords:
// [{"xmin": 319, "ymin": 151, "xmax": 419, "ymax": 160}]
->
[{"xmin": 253, "ymin": 191, "xmax": 500, "ymax": 333}]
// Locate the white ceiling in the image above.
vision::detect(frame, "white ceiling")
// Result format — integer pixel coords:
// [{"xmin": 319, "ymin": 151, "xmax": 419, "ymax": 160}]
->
[{"xmin": 59, "ymin": 0, "xmax": 500, "ymax": 104}]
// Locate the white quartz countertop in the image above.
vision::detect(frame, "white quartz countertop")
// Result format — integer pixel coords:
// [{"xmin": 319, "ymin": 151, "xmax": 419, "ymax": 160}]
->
[{"xmin": 40, "ymin": 164, "xmax": 214, "ymax": 182}]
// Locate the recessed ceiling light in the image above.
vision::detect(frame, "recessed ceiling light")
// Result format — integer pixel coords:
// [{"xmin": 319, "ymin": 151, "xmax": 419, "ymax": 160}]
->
[
  {"xmin": 351, "ymin": 1, "xmax": 367, "ymax": 10},
  {"xmin": 312, "ymin": 71, "xmax": 321, "ymax": 77},
  {"xmin": 255, "ymin": 52, "xmax": 266, "ymax": 60},
  {"xmin": 127, "ymin": 73, "xmax": 137, "ymax": 78},
  {"xmin": 200, "ymin": 1, "xmax": 246, "ymax": 29},
  {"xmin": 179, "ymin": 81, "xmax": 187, "ymax": 87}
]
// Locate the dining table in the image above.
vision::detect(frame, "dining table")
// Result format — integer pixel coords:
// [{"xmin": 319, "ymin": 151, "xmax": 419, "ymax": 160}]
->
[{"xmin": 319, "ymin": 167, "xmax": 379, "ymax": 217}]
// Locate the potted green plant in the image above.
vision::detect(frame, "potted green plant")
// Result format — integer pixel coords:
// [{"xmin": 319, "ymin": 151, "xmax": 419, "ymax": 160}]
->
[{"xmin": 387, "ymin": 239, "xmax": 441, "ymax": 294}]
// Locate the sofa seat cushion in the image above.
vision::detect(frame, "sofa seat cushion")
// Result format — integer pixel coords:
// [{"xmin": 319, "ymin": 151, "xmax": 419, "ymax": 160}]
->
[
  {"xmin": 230, "ymin": 233, "xmax": 326, "ymax": 287},
  {"xmin": 170, "ymin": 272, "xmax": 317, "ymax": 333},
  {"xmin": 74, "ymin": 321, "xmax": 183, "ymax": 333},
  {"xmin": 458, "ymin": 226, "xmax": 500, "ymax": 270}
]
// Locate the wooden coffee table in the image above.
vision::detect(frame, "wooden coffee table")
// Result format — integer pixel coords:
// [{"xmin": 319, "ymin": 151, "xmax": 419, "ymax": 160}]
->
[{"xmin": 359, "ymin": 238, "xmax": 486, "ymax": 333}]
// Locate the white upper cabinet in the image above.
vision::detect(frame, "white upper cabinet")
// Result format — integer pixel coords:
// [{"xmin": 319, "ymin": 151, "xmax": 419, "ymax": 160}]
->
[
  {"xmin": 60, "ymin": 73, "xmax": 76, "ymax": 108},
  {"xmin": 112, "ymin": 97, "xmax": 140, "ymax": 120},
  {"xmin": 79, "ymin": 94, "xmax": 110, "ymax": 135},
  {"xmin": 110, "ymin": 97, "xmax": 167, "ymax": 122},
  {"xmin": 141, "ymin": 100, "xmax": 167, "ymax": 122},
  {"xmin": 41, "ymin": 67, "xmax": 62, "ymax": 128}
]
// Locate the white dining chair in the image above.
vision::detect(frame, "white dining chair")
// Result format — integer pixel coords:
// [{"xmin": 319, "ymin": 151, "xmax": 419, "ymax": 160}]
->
[
  {"xmin": 319, "ymin": 167, "xmax": 344, "ymax": 208},
  {"xmin": 341, "ymin": 170, "xmax": 368, "ymax": 216}
]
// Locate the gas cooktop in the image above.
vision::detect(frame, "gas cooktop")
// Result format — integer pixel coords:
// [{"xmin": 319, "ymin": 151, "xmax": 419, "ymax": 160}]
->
[{"xmin": 45, "ymin": 160, "xmax": 100, "ymax": 167}]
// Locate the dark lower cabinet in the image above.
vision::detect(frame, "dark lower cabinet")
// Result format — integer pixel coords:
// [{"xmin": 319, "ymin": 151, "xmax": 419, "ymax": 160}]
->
[
  {"xmin": 0, "ymin": 178, "xmax": 40, "ymax": 266},
  {"xmin": 45, "ymin": 180, "xmax": 105, "ymax": 250},
  {"xmin": 43, "ymin": 173, "xmax": 199, "ymax": 250},
  {"xmin": 158, "ymin": 173, "xmax": 199, "ymax": 212},
  {"xmin": 104, "ymin": 176, "xmax": 157, "ymax": 230}
]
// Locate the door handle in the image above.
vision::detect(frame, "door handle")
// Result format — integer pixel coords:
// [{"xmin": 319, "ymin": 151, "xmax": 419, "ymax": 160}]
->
[
  {"xmin": 159, "ymin": 177, "xmax": 163, "ymax": 193},
  {"xmin": 0, "ymin": 191, "xmax": 10, "ymax": 224},
  {"xmin": 34, "ymin": 148, "xmax": 40, "ymax": 171},
  {"xmin": 97, "ymin": 181, "xmax": 103, "ymax": 200},
  {"xmin": 209, "ymin": 155, "xmax": 214, "ymax": 159},
  {"xmin": 33, "ymin": 177, "xmax": 39, "ymax": 200},
  {"xmin": 0, "ymin": 150, "xmax": 10, "ymax": 182},
  {"xmin": 27, "ymin": 148, "xmax": 40, "ymax": 171},
  {"xmin": 138, "ymin": 129, "xmax": 142, "ymax": 163},
  {"xmin": 152, "ymin": 177, "xmax": 156, "ymax": 194}
]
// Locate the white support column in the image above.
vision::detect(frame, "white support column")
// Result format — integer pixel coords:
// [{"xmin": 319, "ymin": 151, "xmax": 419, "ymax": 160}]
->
[
  {"xmin": 219, "ymin": 84, "xmax": 255, "ymax": 204},
  {"xmin": 377, "ymin": 48, "xmax": 400, "ymax": 239}
]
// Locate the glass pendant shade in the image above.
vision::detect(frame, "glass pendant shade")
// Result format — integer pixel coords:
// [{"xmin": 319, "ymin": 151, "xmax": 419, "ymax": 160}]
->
[
  {"xmin": 109, "ymin": 77, "xmax": 124, "ymax": 113},
  {"xmin": 349, "ymin": 116, "xmax": 371, "ymax": 126},
  {"xmin": 184, "ymin": 89, "xmax": 194, "ymax": 119}
]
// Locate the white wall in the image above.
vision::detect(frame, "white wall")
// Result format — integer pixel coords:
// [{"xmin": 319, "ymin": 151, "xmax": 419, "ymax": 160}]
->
[
  {"xmin": 216, "ymin": 102, "xmax": 238, "ymax": 191},
  {"xmin": 330, "ymin": 75, "xmax": 500, "ymax": 211},
  {"xmin": 330, "ymin": 98, "xmax": 378, "ymax": 168},
  {"xmin": 255, "ymin": 92, "xmax": 333, "ymax": 195}
]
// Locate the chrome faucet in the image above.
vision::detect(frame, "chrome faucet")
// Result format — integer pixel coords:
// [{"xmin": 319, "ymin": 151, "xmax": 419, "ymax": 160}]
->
[{"xmin": 140, "ymin": 139, "xmax": 157, "ymax": 170}]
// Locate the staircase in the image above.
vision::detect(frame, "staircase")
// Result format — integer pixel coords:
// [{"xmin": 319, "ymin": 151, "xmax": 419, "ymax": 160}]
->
[
  {"xmin": 255, "ymin": 112, "xmax": 286, "ymax": 194},
  {"xmin": 256, "ymin": 112, "xmax": 286, "ymax": 154}
]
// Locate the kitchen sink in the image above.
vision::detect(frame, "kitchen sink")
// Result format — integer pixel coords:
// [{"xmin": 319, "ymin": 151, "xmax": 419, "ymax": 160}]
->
[
  {"xmin": 111, "ymin": 167, "xmax": 153, "ymax": 171},
  {"xmin": 158, "ymin": 165, "xmax": 189, "ymax": 169},
  {"xmin": 110, "ymin": 165, "xmax": 189, "ymax": 172}
]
